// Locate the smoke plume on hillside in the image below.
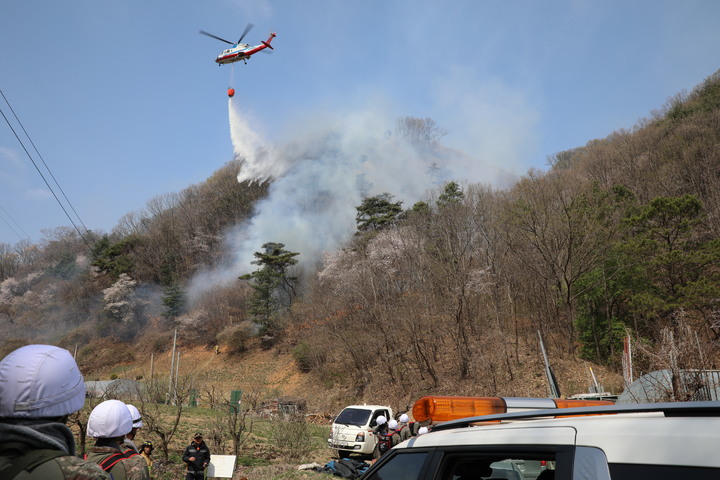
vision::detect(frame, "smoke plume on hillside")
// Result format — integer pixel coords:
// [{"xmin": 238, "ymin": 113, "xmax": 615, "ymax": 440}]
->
[{"xmin": 188, "ymin": 97, "xmax": 517, "ymax": 299}]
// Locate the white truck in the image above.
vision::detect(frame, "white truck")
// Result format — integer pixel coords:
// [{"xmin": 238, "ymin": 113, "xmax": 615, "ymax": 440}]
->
[{"xmin": 328, "ymin": 404, "xmax": 394, "ymax": 458}]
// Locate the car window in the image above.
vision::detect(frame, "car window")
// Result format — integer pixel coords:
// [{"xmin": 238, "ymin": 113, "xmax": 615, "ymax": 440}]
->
[
  {"xmin": 572, "ymin": 447, "xmax": 609, "ymax": 480},
  {"xmin": 438, "ymin": 454, "xmax": 558, "ymax": 480},
  {"xmin": 370, "ymin": 409, "xmax": 390, "ymax": 427},
  {"xmin": 336, "ymin": 408, "xmax": 372, "ymax": 426},
  {"xmin": 366, "ymin": 451, "xmax": 431, "ymax": 480}
]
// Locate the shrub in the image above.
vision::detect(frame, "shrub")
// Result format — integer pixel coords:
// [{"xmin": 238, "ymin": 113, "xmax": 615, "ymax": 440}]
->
[
  {"xmin": 220, "ymin": 324, "xmax": 253, "ymax": 355},
  {"xmin": 269, "ymin": 415, "xmax": 313, "ymax": 460},
  {"xmin": 292, "ymin": 341, "xmax": 326, "ymax": 373},
  {"xmin": 292, "ymin": 341, "xmax": 314, "ymax": 373}
]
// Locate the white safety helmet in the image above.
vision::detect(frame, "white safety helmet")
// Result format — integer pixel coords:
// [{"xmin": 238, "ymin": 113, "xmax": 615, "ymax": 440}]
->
[
  {"xmin": 376, "ymin": 415, "xmax": 387, "ymax": 426},
  {"xmin": 399, "ymin": 414, "xmax": 409, "ymax": 423},
  {"xmin": 88, "ymin": 399, "xmax": 133, "ymax": 438},
  {"xmin": 126, "ymin": 403, "xmax": 143, "ymax": 428},
  {"xmin": 388, "ymin": 419, "xmax": 398, "ymax": 429},
  {"xmin": 0, "ymin": 344, "xmax": 86, "ymax": 418},
  {"xmin": 418, "ymin": 426, "xmax": 429, "ymax": 435}
]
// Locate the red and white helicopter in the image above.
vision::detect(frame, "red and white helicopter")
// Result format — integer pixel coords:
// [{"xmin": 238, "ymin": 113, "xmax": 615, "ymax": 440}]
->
[{"xmin": 200, "ymin": 24, "xmax": 276, "ymax": 65}]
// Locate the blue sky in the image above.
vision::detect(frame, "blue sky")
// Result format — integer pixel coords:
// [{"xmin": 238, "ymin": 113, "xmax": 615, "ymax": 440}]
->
[{"xmin": 1, "ymin": 0, "xmax": 719, "ymax": 246}]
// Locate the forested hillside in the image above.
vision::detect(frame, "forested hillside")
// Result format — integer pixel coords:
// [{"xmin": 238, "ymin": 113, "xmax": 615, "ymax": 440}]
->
[{"xmin": 1, "ymin": 70, "xmax": 719, "ymax": 410}]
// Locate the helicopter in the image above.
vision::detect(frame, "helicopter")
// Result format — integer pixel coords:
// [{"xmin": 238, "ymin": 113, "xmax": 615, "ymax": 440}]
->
[{"xmin": 200, "ymin": 24, "xmax": 276, "ymax": 65}]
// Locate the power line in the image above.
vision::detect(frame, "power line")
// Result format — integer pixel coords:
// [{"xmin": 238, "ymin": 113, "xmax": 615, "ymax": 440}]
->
[
  {"xmin": 0, "ymin": 92, "xmax": 93, "ymax": 250},
  {"xmin": 0, "ymin": 204, "xmax": 31, "ymax": 243},
  {"xmin": 0, "ymin": 89, "xmax": 91, "ymax": 235}
]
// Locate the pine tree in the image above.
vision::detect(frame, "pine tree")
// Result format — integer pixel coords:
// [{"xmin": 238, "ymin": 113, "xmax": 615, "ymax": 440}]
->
[
  {"xmin": 355, "ymin": 193, "xmax": 403, "ymax": 232},
  {"xmin": 437, "ymin": 181, "xmax": 465, "ymax": 208},
  {"xmin": 162, "ymin": 282, "xmax": 186, "ymax": 319},
  {"xmin": 240, "ymin": 242, "xmax": 300, "ymax": 335}
]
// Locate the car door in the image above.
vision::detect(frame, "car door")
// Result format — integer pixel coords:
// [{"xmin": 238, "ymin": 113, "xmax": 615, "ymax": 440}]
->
[{"xmin": 363, "ymin": 426, "xmax": 594, "ymax": 480}]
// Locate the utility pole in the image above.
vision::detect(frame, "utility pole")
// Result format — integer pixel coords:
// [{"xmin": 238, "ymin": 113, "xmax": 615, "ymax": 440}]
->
[
  {"xmin": 168, "ymin": 329, "xmax": 177, "ymax": 404},
  {"xmin": 538, "ymin": 330, "xmax": 561, "ymax": 398},
  {"xmin": 622, "ymin": 334, "xmax": 633, "ymax": 387},
  {"xmin": 174, "ymin": 351, "xmax": 181, "ymax": 406}
]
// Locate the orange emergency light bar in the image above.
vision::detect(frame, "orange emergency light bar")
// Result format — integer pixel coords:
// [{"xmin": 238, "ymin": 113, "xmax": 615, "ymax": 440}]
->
[{"xmin": 412, "ymin": 396, "xmax": 614, "ymax": 423}]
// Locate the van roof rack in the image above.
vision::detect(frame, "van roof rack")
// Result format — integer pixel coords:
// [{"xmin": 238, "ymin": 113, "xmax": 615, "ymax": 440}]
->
[{"xmin": 431, "ymin": 401, "xmax": 720, "ymax": 432}]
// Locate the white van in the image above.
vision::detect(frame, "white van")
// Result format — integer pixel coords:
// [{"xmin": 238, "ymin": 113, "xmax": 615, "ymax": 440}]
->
[{"xmin": 328, "ymin": 404, "xmax": 394, "ymax": 458}]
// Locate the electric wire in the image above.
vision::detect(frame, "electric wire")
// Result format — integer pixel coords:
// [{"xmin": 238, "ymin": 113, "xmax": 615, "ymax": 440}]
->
[
  {"xmin": 0, "ymin": 88, "xmax": 92, "ymax": 236},
  {"xmin": 0, "ymin": 211, "xmax": 26, "ymax": 243},
  {"xmin": 0, "ymin": 204, "xmax": 31, "ymax": 242},
  {"xmin": 0, "ymin": 101, "xmax": 93, "ymax": 251}
]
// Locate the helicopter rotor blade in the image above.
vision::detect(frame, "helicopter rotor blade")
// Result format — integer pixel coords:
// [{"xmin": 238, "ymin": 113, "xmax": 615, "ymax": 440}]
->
[
  {"xmin": 199, "ymin": 30, "xmax": 235, "ymax": 45},
  {"xmin": 238, "ymin": 23, "xmax": 255, "ymax": 43}
]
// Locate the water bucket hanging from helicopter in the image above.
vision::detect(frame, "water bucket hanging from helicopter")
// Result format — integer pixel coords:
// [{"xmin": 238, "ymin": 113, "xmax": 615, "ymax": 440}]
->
[{"xmin": 227, "ymin": 64, "xmax": 236, "ymax": 97}]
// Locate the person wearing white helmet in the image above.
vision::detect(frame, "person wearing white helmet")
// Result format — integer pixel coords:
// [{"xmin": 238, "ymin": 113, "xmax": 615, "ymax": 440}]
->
[
  {"xmin": 0, "ymin": 344, "xmax": 111, "ymax": 479},
  {"xmin": 373, "ymin": 415, "xmax": 396, "ymax": 457},
  {"xmin": 85, "ymin": 400, "xmax": 149, "ymax": 480},
  {"xmin": 120, "ymin": 404, "xmax": 143, "ymax": 454},
  {"xmin": 395, "ymin": 414, "xmax": 412, "ymax": 442},
  {"xmin": 372, "ymin": 415, "xmax": 388, "ymax": 437},
  {"xmin": 386, "ymin": 419, "xmax": 402, "ymax": 448},
  {"xmin": 375, "ymin": 415, "xmax": 387, "ymax": 427}
]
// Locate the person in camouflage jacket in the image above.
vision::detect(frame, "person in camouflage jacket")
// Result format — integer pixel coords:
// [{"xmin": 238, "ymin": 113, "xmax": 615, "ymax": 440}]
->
[
  {"xmin": 85, "ymin": 400, "xmax": 149, "ymax": 480},
  {"xmin": 0, "ymin": 344, "xmax": 111, "ymax": 480},
  {"xmin": 85, "ymin": 444, "xmax": 149, "ymax": 480}
]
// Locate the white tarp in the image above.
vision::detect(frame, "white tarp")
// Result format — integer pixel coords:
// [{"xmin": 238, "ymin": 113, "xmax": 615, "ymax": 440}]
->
[{"xmin": 207, "ymin": 455, "xmax": 236, "ymax": 478}]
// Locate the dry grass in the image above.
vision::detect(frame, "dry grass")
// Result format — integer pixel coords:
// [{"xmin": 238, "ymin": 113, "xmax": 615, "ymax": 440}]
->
[{"xmin": 77, "ymin": 330, "xmax": 623, "ymax": 479}]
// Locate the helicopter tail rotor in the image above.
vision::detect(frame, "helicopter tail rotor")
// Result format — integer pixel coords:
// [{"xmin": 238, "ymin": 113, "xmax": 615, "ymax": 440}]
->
[{"xmin": 261, "ymin": 32, "xmax": 276, "ymax": 50}]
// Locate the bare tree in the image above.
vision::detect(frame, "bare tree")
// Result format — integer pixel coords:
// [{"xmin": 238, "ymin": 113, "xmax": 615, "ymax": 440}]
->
[
  {"xmin": 201, "ymin": 384, "xmax": 226, "ymax": 410},
  {"xmin": 224, "ymin": 397, "xmax": 255, "ymax": 457},
  {"xmin": 67, "ymin": 396, "xmax": 103, "ymax": 456},
  {"xmin": 137, "ymin": 374, "xmax": 194, "ymax": 461},
  {"xmin": 269, "ymin": 413, "xmax": 312, "ymax": 461},
  {"xmin": 395, "ymin": 116, "xmax": 447, "ymax": 148},
  {"xmin": 504, "ymin": 171, "xmax": 627, "ymax": 354},
  {"xmin": 0, "ymin": 243, "xmax": 20, "ymax": 281}
]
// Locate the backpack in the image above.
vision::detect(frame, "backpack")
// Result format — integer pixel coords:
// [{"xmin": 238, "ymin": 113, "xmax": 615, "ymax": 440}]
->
[
  {"xmin": 84, "ymin": 446, "xmax": 141, "ymax": 472},
  {"xmin": 324, "ymin": 458, "xmax": 370, "ymax": 479},
  {"xmin": 0, "ymin": 445, "xmax": 66, "ymax": 479},
  {"xmin": 84, "ymin": 452, "xmax": 126, "ymax": 472},
  {"xmin": 377, "ymin": 431, "xmax": 395, "ymax": 455}
]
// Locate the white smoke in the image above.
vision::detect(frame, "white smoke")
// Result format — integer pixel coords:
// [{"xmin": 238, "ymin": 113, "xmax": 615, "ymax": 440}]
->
[
  {"xmin": 188, "ymin": 96, "xmax": 518, "ymax": 299},
  {"xmin": 229, "ymin": 98, "xmax": 291, "ymax": 182}
]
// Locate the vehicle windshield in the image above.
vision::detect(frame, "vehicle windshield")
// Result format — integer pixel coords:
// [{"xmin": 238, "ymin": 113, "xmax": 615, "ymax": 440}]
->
[{"xmin": 335, "ymin": 408, "xmax": 372, "ymax": 426}]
